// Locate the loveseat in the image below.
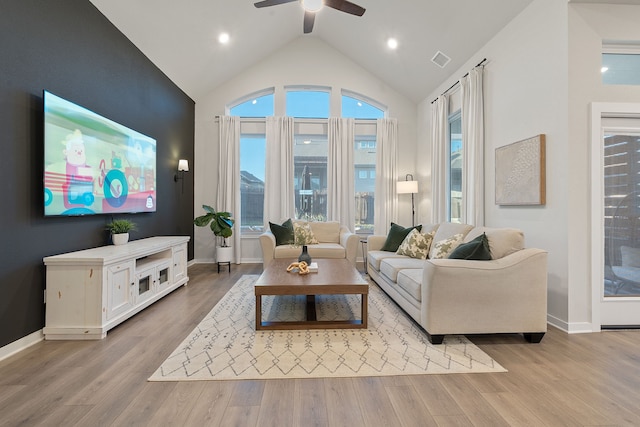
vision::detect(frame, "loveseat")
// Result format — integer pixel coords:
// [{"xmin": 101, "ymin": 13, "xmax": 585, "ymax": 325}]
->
[
  {"xmin": 260, "ymin": 220, "xmax": 359, "ymax": 268},
  {"xmin": 367, "ymin": 222, "xmax": 548, "ymax": 344}
]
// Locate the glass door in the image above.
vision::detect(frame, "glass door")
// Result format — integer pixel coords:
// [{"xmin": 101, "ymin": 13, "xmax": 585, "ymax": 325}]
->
[{"xmin": 600, "ymin": 121, "xmax": 640, "ymax": 327}]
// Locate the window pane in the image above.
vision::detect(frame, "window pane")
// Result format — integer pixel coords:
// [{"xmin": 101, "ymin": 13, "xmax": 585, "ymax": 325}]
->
[
  {"xmin": 449, "ymin": 113, "xmax": 462, "ymax": 223},
  {"xmin": 603, "ymin": 131, "xmax": 640, "ymax": 297},
  {"xmin": 230, "ymin": 93, "xmax": 274, "ymax": 117},
  {"xmin": 286, "ymin": 91, "xmax": 329, "ymax": 118},
  {"xmin": 240, "ymin": 135, "xmax": 265, "ymax": 233},
  {"xmin": 342, "ymin": 95, "xmax": 385, "ymax": 119},
  {"xmin": 294, "ymin": 135, "xmax": 327, "ymax": 220},
  {"xmin": 602, "ymin": 53, "xmax": 640, "ymax": 86},
  {"xmin": 355, "ymin": 135, "xmax": 376, "ymax": 234}
]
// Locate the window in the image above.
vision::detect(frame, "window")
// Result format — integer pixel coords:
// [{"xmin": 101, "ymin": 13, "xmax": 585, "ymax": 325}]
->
[
  {"xmin": 342, "ymin": 93, "xmax": 385, "ymax": 119},
  {"xmin": 354, "ymin": 130, "xmax": 376, "ymax": 234},
  {"xmin": 229, "ymin": 87, "xmax": 386, "ymax": 235},
  {"xmin": 230, "ymin": 92, "xmax": 274, "ymax": 117},
  {"xmin": 448, "ymin": 111, "xmax": 462, "ymax": 223},
  {"xmin": 286, "ymin": 89, "xmax": 330, "ymax": 118},
  {"xmin": 602, "ymin": 43, "xmax": 640, "ymax": 86},
  {"xmin": 239, "ymin": 131, "xmax": 266, "ymax": 234},
  {"xmin": 294, "ymin": 128, "xmax": 328, "ymax": 221}
]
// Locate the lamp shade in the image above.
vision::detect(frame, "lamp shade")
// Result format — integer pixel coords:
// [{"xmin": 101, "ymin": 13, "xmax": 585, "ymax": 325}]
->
[
  {"xmin": 177, "ymin": 159, "xmax": 189, "ymax": 172},
  {"xmin": 397, "ymin": 180, "xmax": 418, "ymax": 194}
]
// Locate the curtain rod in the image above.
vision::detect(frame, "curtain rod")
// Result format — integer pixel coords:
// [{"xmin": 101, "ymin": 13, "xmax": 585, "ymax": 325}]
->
[{"xmin": 430, "ymin": 58, "xmax": 487, "ymax": 104}]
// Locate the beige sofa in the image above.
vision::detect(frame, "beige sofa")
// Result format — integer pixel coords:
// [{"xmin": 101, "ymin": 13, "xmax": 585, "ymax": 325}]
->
[
  {"xmin": 367, "ymin": 222, "xmax": 548, "ymax": 344},
  {"xmin": 260, "ymin": 221, "xmax": 359, "ymax": 268}
]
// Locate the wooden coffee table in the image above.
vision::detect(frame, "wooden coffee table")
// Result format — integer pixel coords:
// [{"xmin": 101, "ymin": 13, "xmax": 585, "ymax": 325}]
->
[{"xmin": 255, "ymin": 259, "xmax": 369, "ymax": 330}]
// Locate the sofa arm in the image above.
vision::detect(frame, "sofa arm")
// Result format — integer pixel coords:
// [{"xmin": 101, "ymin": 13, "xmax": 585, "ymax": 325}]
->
[
  {"xmin": 259, "ymin": 231, "xmax": 276, "ymax": 268},
  {"xmin": 421, "ymin": 248, "xmax": 548, "ymax": 335},
  {"xmin": 367, "ymin": 235, "xmax": 387, "ymax": 251},
  {"xmin": 340, "ymin": 226, "xmax": 360, "ymax": 266}
]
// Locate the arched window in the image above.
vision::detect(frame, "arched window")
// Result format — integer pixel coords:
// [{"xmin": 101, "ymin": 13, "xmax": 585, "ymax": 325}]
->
[
  {"xmin": 229, "ymin": 90, "xmax": 274, "ymax": 117},
  {"xmin": 286, "ymin": 87, "xmax": 330, "ymax": 118},
  {"xmin": 341, "ymin": 92, "xmax": 385, "ymax": 119}
]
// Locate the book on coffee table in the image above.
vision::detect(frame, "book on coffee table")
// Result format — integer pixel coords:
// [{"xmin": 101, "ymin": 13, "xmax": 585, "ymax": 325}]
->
[{"xmin": 308, "ymin": 262, "xmax": 318, "ymax": 272}]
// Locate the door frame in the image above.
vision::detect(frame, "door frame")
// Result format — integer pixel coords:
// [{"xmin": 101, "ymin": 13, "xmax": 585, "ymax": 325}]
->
[{"xmin": 590, "ymin": 102, "xmax": 640, "ymax": 331}]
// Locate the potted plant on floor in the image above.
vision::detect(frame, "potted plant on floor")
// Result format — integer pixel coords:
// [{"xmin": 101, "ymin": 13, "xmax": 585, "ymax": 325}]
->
[
  {"xmin": 105, "ymin": 218, "xmax": 137, "ymax": 245},
  {"xmin": 194, "ymin": 205, "xmax": 234, "ymax": 263}
]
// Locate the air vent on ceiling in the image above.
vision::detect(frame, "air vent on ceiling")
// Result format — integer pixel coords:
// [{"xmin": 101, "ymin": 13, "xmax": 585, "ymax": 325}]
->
[{"xmin": 431, "ymin": 51, "xmax": 451, "ymax": 68}]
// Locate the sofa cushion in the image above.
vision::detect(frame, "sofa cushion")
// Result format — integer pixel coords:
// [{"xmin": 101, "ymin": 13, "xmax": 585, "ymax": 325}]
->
[
  {"xmin": 367, "ymin": 250, "xmax": 406, "ymax": 271},
  {"xmin": 464, "ymin": 227, "xmax": 524, "ymax": 259},
  {"xmin": 293, "ymin": 221, "xmax": 319, "ymax": 245},
  {"xmin": 269, "ymin": 219, "xmax": 294, "ymax": 246},
  {"xmin": 274, "ymin": 243, "xmax": 346, "ymax": 259},
  {"xmin": 310, "ymin": 221, "xmax": 341, "ymax": 243},
  {"xmin": 430, "ymin": 233, "xmax": 464, "ymax": 259},
  {"xmin": 380, "ymin": 257, "xmax": 425, "ymax": 282},
  {"xmin": 449, "ymin": 233, "xmax": 492, "ymax": 260},
  {"xmin": 381, "ymin": 223, "xmax": 423, "ymax": 252},
  {"xmin": 397, "ymin": 269, "xmax": 423, "ymax": 302},
  {"xmin": 396, "ymin": 229, "xmax": 435, "ymax": 259},
  {"xmin": 431, "ymin": 222, "xmax": 473, "ymax": 243}
]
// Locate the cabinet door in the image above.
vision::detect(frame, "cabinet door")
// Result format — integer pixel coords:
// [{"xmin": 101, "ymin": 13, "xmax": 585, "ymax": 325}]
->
[
  {"xmin": 135, "ymin": 267, "xmax": 155, "ymax": 304},
  {"xmin": 107, "ymin": 261, "xmax": 134, "ymax": 320},
  {"xmin": 173, "ymin": 244, "xmax": 187, "ymax": 282},
  {"xmin": 155, "ymin": 262, "xmax": 172, "ymax": 293}
]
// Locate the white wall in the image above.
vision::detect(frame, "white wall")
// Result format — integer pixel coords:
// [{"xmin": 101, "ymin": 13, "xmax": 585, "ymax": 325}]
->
[
  {"xmin": 568, "ymin": 3, "xmax": 640, "ymax": 329},
  {"xmin": 418, "ymin": 0, "xmax": 571, "ymax": 329},
  {"xmin": 194, "ymin": 37, "xmax": 417, "ymax": 262}
]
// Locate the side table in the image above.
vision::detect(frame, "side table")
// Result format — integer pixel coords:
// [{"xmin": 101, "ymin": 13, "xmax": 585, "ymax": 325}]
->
[{"xmin": 360, "ymin": 238, "xmax": 368, "ymax": 275}]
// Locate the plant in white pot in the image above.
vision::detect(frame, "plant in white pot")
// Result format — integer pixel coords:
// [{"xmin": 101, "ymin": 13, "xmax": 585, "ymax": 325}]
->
[
  {"xmin": 194, "ymin": 205, "xmax": 234, "ymax": 263},
  {"xmin": 105, "ymin": 219, "xmax": 137, "ymax": 245}
]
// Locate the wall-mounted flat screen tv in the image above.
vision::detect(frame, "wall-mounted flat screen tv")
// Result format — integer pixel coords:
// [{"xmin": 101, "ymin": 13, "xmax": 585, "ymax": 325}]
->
[{"xmin": 43, "ymin": 91, "xmax": 156, "ymax": 216}]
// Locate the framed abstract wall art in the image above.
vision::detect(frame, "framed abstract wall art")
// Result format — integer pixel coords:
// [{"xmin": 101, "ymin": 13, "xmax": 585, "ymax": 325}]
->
[{"xmin": 495, "ymin": 134, "xmax": 546, "ymax": 205}]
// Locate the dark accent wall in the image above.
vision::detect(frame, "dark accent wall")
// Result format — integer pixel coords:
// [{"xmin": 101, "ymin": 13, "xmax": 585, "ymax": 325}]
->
[{"xmin": 0, "ymin": 0, "xmax": 195, "ymax": 348}]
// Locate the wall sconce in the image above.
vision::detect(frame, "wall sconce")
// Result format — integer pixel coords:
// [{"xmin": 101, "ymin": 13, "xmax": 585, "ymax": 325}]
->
[
  {"xmin": 174, "ymin": 159, "xmax": 189, "ymax": 193},
  {"xmin": 397, "ymin": 174, "xmax": 419, "ymax": 226}
]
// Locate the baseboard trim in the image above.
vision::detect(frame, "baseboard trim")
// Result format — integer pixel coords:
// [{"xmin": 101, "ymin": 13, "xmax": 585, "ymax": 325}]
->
[
  {"xmin": 0, "ymin": 330, "xmax": 43, "ymax": 362},
  {"xmin": 548, "ymin": 314, "xmax": 595, "ymax": 334}
]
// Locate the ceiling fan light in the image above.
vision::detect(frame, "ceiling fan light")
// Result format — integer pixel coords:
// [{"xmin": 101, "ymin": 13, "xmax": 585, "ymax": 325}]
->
[{"xmin": 301, "ymin": 0, "xmax": 323, "ymax": 13}]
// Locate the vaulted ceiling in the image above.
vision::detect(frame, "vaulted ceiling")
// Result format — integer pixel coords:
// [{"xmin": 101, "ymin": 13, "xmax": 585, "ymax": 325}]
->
[{"xmin": 90, "ymin": 0, "xmax": 535, "ymax": 103}]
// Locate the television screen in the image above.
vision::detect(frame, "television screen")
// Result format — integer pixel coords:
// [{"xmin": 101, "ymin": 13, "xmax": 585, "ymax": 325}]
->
[{"xmin": 43, "ymin": 91, "xmax": 156, "ymax": 216}]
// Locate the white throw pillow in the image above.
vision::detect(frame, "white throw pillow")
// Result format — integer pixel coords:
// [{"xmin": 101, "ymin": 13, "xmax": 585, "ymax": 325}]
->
[
  {"xmin": 396, "ymin": 229, "xmax": 434, "ymax": 259},
  {"xmin": 430, "ymin": 233, "xmax": 464, "ymax": 259}
]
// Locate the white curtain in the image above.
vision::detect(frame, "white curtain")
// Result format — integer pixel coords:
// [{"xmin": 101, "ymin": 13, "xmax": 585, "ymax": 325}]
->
[
  {"xmin": 264, "ymin": 116, "xmax": 295, "ymax": 224},
  {"xmin": 460, "ymin": 66, "xmax": 484, "ymax": 226},
  {"xmin": 374, "ymin": 118, "xmax": 398, "ymax": 235},
  {"xmin": 327, "ymin": 118, "xmax": 355, "ymax": 231},
  {"xmin": 216, "ymin": 116, "xmax": 241, "ymax": 263},
  {"xmin": 430, "ymin": 95, "xmax": 449, "ymax": 223}
]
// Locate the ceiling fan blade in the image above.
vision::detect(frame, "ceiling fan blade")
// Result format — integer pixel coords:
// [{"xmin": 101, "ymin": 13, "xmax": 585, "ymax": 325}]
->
[
  {"xmin": 254, "ymin": 0, "xmax": 297, "ymax": 8},
  {"xmin": 303, "ymin": 11, "xmax": 315, "ymax": 34},
  {"xmin": 324, "ymin": 0, "xmax": 366, "ymax": 16}
]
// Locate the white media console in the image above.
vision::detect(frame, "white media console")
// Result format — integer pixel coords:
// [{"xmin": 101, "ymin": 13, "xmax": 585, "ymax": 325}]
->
[{"xmin": 43, "ymin": 236, "xmax": 189, "ymax": 340}]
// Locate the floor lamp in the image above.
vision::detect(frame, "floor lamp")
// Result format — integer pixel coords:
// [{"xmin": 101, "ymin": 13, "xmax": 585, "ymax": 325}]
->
[{"xmin": 397, "ymin": 174, "xmax": 419, "ymax": 226}]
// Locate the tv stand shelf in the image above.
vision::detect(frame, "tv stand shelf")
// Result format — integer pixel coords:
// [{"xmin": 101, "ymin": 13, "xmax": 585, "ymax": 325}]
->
[{"xmin": 43, "ymin": 236, "xmax": 189, "ymax": 340}]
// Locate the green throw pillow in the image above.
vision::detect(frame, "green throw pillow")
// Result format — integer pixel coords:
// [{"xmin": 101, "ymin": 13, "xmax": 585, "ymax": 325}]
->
[
  {"xmin": 269, "ymin": 219, "xmax": 294, "ymax": 246},
  {"xmin": 448, "ymin": 233, "xmax": 492, "ymax": 260},
  {"xmin": 381, "ymin": 223, "xmax": 423, "ymax": 252}
]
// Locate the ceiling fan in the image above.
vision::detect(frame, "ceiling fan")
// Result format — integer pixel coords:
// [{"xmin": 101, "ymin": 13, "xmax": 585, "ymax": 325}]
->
[{"xmin": 254, "ymin": 0, "xmax": 366, "ymax": 34}]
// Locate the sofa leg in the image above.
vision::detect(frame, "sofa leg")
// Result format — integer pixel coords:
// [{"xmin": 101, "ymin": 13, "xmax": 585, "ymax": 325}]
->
[
  {"xmin": 523, "ymin": 332, "xmax": 545, "ymax": 343},
  {"xmin": 427, "ymin": 333, "xmax": 444, "ymax": 345}
]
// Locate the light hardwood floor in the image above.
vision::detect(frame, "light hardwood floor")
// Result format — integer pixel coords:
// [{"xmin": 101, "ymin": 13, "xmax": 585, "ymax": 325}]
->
[{"xmin": 2, "ymin": 263, "xmax": 640, "ymax": 426}]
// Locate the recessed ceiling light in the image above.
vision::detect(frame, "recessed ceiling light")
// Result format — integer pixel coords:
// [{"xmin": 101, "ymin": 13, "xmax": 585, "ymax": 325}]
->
[
  {"xmin": 601, "ymin": 66, "xmax": 609, "ymax": 73},
  {"xmin": 218, "ymin": 32, "xmax": 230, "ymax": 44},
  {"xmin": 252, "ymin": 99, "xmax": 257, "ymax": 105},
  {"xmin": 387, "ymin": 38, "xmax": 398, "ymax": 50}
]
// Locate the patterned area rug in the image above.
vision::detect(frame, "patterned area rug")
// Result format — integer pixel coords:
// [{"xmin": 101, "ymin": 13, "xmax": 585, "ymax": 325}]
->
[{"xmin": 149, "ymin": 275, "xmax": 506, "ymax": 381}]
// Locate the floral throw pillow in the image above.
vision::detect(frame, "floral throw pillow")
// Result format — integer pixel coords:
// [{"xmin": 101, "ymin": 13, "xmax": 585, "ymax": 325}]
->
[
  {"xmin": 396, "ymin": 229, "xmax": 435, "ymax": 259},
  {"xmin": 430, "ymin": 233, "xmax": 464, "ymax": 259},
  {"xmin": 294, "ymin": 222, "xmax": 319, "ymax": 245}
]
